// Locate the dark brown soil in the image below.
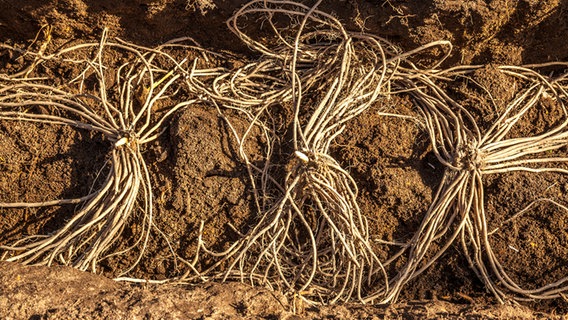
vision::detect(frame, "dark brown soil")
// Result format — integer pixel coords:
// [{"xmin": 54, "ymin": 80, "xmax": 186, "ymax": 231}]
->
[{"xmin": 1, "ymin": 0, "xmax": 568, "ymax": 318}]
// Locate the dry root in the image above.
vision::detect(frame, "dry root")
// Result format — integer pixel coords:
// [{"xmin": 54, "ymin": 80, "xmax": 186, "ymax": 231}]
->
[
  {"xmin": 0, "ymin": 29, "xmax": 215, "ymax": 276},
  {"xmin": 390, "ymin": 64, "xmax": 568, "ymax": 302},
  {"xmin": 181, "ymin": 0, "xmax": 451, "ymax": 304}
]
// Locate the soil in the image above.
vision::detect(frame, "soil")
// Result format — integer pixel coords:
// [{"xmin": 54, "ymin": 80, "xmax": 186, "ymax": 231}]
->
[{"xmin": 1, "ymin": 0, "xmax": 568, "ymax": 319}]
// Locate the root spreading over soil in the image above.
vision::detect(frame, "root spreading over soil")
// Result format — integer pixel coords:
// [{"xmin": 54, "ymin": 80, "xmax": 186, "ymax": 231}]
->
[{"xmin": 1, "ymin": 0, "xmax": 568, "ymax": 318}]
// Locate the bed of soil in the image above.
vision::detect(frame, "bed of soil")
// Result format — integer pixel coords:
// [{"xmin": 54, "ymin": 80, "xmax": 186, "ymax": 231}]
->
[{"xmin": 1, "ymin": 0, "xmax": 568, "ymax": 318}]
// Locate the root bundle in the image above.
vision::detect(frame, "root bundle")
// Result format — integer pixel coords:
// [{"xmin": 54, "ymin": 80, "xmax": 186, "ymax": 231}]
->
[
  {"xmin": 0, "ymin": 29, "xmax": 211, "ymax": 275},
  {"xmin": 388, "ymin": 64, "xmax": 568, "ymax": 302},
  {"xmin": 183, "ymin": 0, "xmax": 451, "ymax": 304}
]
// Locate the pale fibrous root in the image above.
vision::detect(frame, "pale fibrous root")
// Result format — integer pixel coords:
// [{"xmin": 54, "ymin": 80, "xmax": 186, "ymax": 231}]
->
[
  {"xmin": 384, "ymin": 63, "xmax": 568, "ymax": 303},
  {"xmin": 0, "ymin": 28, "xmax": 217, "ymax": 276},
  {"xmin": 181, "ymin": 0, "xmax": 452, "ymax": 304}
]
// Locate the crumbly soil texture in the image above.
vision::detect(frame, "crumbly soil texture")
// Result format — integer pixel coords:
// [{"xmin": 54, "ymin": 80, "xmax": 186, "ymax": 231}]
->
[{"xmin": 1, "ymin": 0, "xmax": 568, "ymax": 319}]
